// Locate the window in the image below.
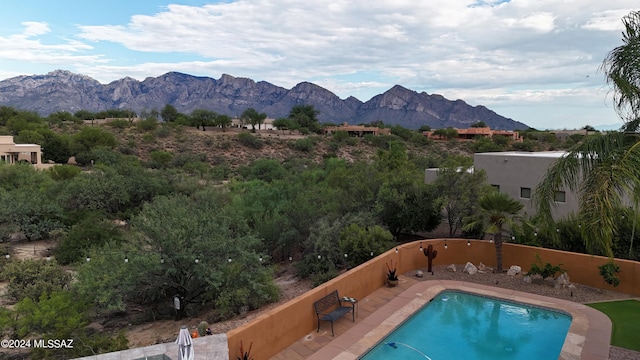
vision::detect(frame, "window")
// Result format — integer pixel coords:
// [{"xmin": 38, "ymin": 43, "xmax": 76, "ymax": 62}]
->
[
  {"xmin": 520, "ymin": 187, "xmax": 531, "ymax": 199},
  {"xmin": 491, "ymin": 184, "xmax": 500, "ymax": 191},
  {"xmin": 554, "ymin": 191, "xmax": 566, "ymax": 203}
]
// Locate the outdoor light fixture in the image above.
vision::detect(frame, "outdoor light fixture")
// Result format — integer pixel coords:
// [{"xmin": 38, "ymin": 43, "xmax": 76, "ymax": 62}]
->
[
  {"xmin": 467, "ymin": 240, "xmax": 470, "ymax": 247},
  {"xmin": 444, "ymin": 240, "xmax": 448, "ymax": 249},
  {"xmin": 317, "ymin": 255, "xmax": 321, "ymax": 259},
  {"xmin": 86, "ymin": 257, "xmax": 90, "ymax": 262},
  {"xmin": 195, "ymin": 258, "xmax": 199, "ymax": 264},
  {"xmin": 534, "ymin": 232, "xmax": 538, "ymax": 237},
  {"xmin": 124, "ymin": 257, "xmax": 129, "ymax": 263},
  {"xmin": 228, "ymin": 257, "xmax": 232, "ymax": 263},
  {"xmin": 556, "ymin": 228, "xmax": 560, "ymax": 233},
  {"xmin": 289, "ymin": 256, "xmax": 293, "ymax": 261},
  {"xmin": 511, "ymin": 236, "xmax": 515, "ymax": 241},
  {"xmin": 344, "ymin": 253, "xmax": 348, "ymax": 258},
  {"xmin": 46, "ymin": 256, "xmax": 51, "ymax": 261},
  {"xmin": 160, "ymin": 258, "xmax": 165, "ymax": 264},
  {"xmin": 259, "ymin": 256, "xmax": 263, "ymax": 262},
  {"xmin": 395, "ymin": 247, "xmax": 399, "ymax": 254},
  {"xmin": 5, "ymin": 254, "xmax": 10, "ymax": 260},
  {"xmin": 370, "ymin": 251, "xmax": 374, "ymax": 257},
  {"xmin": 419, "ymin": 243, "xmax": 423, "ymax": 251}
]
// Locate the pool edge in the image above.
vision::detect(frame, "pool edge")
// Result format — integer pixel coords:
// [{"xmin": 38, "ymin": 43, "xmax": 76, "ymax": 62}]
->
[{"xmin": 306, "ymin": 280, "xmax": 612, "ymax": 360}]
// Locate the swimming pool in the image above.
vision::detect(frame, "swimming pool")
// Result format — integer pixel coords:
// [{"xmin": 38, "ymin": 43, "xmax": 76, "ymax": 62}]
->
[{"xmin": 359, "ymin": 290, "xmax": 572, "ymax": 360}]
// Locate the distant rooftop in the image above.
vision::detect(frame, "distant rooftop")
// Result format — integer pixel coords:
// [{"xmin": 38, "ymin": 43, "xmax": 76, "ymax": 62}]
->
[{"xmin": 476, "ymin": 151, "xmax": 567, "ymax": 158}]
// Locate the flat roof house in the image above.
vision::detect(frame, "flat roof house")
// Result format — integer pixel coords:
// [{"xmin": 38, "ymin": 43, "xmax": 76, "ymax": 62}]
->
[
  {"xmin": 0, "ymin": 136, "xmax": 43, "ymax": 168},
  {"xmin": 426, "ymin": 151, "xmax": 578, "ymax": 220}
]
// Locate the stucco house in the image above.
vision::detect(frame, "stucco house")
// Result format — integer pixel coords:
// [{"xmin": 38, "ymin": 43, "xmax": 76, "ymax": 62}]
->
[
  {"xmin": 0, "ymin": 135, "xmax": 44, "ymax": 168},
  {"xmin": 424, "ymin": 126, "xmax": 523, "ymax": 142},
  {"xmin": 323, "ymin": 122, "xmax": 391, "ymax": 137},
  {"xmin": 426, "ymin": 151, "xmax": 578, "ymax": 220}
]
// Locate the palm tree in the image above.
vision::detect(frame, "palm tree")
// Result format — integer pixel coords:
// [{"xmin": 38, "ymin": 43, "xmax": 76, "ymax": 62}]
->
[
  {"xmin": 469, "ymin": 191, "xmax": 524, "ymax": 271},
  {"xmin": 535, "ymin": 11, "xmax": 640, "ymax": 258},
  {"xmin": 601, "ymin": 10, "xmax": 640, "ymax": 130}
]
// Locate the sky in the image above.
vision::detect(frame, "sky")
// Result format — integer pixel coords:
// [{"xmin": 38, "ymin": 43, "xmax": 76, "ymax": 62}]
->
[{"xmin": 0, "ymin": 1, "xmax": 637, "ymax": 130}]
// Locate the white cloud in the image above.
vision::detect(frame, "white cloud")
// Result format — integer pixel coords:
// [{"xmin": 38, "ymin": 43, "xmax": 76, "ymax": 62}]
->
[
  {"xmin": 583, "ymin": 9, "xmax": 635, "ymax": 31},
  {"xmin": 2, "ymin": 1, "xmax": 639, "ymax": 127},
  {"xmin": 21, "ymin": 22, "xmax": 51, "ymax": 37}
]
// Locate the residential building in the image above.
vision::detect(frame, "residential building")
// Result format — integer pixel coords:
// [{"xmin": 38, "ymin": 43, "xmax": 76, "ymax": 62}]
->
[
  {"xmin": 425, "ymin": 151, "xmax": 578, "ymax": 220},
  {"xmin": 423, "ymin": 126, "xmax": 523, "ymax": 142},
  {"xmin": 323, "ymin": 122, "xmax": 391, "ymax": 137},
  {"xmin": 473, "ymin": 151, "xmax": 577, "ymax": 219},
  {"xmin": 0, "ymin": 136, "xmax": 44, "ymax": 168}
]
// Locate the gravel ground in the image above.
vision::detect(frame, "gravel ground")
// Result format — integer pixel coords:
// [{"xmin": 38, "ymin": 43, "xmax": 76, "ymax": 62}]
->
[{"xmin": 409, "ymin": 264, "xmax": 640, "ymax": 360}]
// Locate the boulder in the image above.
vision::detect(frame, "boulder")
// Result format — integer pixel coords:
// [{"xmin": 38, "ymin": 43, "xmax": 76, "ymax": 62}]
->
[
  {"xmin": 554, "ymin": 272, "xmax": 571, "ymax": 289},
  {"xmin": 463, "ymin": 262, "xmax": 478, "ymax": 275},
  {"xmin": 447, "ymin": 264, "xmax": 457, "ymax": 272},
  {"xmin": 415, "ymin": 270, "xmax": 424, "ymax": 278},
  {"xmin": 67, "ymin": 156, "xmax": 77, "ymax": 165},
  {"xmin": 507, "ymin": 265, "xmax": 521, "ymax": 276}
]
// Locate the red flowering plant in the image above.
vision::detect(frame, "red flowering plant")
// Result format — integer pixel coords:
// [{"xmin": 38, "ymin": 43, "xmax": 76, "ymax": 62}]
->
[{"xmin": 386, "ymin": 259, "xmax": 398, "ymax": 281}]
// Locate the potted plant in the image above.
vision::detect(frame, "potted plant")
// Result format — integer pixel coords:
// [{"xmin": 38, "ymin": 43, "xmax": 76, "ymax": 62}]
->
[
  {"xmin": 237, "ymin": 340, "xmax": 253, "ymax": 360},
  {"xmin": 386, "ymin": 259, "xmax": 399, "ymax": 287}
]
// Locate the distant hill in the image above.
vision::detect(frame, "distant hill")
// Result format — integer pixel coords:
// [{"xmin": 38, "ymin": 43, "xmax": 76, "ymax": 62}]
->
[{"xmin": 0, "ymin": 70, "xmax": 528, "ymax": 130}]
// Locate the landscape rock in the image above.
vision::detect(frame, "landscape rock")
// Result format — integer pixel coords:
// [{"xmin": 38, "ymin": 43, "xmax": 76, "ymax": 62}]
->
[
  {"xmin": 67, "ymin": 156, "xmax": 77, "ymax": 165},
  {"xmin": 447, "ymin": 264, "xmax": 457, "ymax": 272},
  {"xmin": 415, "ymin": 270, "xmax": 424, "ymax": 278},
  {"xmin": 463, "ymin": 262, "xmax": 478, "ymax": 275},
  {"xmin": 523, "ymin": 276, "xmax": 532, "ymax": 284},
  {"xmin": 554, "ymin": 272, "xmax": 571, "ymax": 289},
  {"xmin": 478, "ymin": 262, "xmax": 486, "ymax": 271},
  {"xmin": 507, "ymin": 265, "xmax": 522, "ymax": 276}
]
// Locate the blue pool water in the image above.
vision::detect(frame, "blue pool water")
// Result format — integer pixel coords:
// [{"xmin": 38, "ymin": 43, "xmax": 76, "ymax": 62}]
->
[{"xmin": 359, "ymin": 291, "xmax": 572, "ymax": 360}]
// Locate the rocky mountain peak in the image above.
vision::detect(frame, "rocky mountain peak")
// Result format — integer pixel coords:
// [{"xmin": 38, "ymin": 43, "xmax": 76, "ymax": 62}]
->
[{"xmin": 0, "ymin": 70, "xmax": 528, "ymax": 130}]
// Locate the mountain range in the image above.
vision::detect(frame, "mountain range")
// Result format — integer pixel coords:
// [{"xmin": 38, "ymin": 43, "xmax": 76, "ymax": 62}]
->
[{"xmin": 0, "ymin": 70, "xmax": 528, "ymax": 130}]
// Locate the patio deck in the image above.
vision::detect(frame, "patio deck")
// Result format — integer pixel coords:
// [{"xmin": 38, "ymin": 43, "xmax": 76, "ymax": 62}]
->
[{"xmin": 271, "ymin": 275, "xmax": 612, "ymax": 360}]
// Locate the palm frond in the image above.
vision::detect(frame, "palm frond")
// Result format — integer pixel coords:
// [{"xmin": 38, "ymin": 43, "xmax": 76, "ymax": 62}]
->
[{"xmin": 601, "ymin": 11, "xmax": 640, "ymax": 126}]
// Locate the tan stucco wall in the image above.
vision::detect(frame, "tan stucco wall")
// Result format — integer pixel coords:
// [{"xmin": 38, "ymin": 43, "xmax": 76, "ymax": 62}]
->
[{"xmin": 226, "ymin": 239, "xmax": 639, "ymax": 360}]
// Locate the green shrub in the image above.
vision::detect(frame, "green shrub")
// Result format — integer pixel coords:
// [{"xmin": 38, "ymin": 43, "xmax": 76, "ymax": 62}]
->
[
  {"xmin": 48, "ymin": 165, "xmax": 81, "ymax": 181},
  {"xmin": 345, "ymin": 137, "xmax": 358, "ymax": 146},
  {"xmin": 54, "ymin": 214, "xmax": 123, "ymax": 265},
  {"xmin": 598, "ymin": 261, "xmax": 621, "ymax": 287},
  {"xmin": 291, "ymin": 138, "xmax": 315, "ymax": 152},
  {"xmin": 106, "ymin": 119, "xmax": 130, "ymax": 129},
  {"xmin": 3, "ymin": 259, "xmax": 73, "ymax": 303},
  {"xmin": 237, "ymin": 133, "xmax": 264, "ymax": 149},
  {"xmin": 149, "ymin": 151, "xmax": 173, "ymax": 168},
  {"xmin": 136, "ymin": 118, "xmax": 159, "ymax": 132},
  {"xmin": 527, "ymin": 255, "xmax": 565, "ymax": 279},
  {"xmin": 331, "ymin": 130, "xmax": 350, "ymax": 143},
  {"xmin": 155, "ymin": 126, "xmax": 171, "ymax": 138},
  {"xmin": 311, "ymin": 269, "xmax": 340, "ymax": 287},
  {"xmin": 142, "ymin": 133, "xmax": 155, "ymax": 143}
]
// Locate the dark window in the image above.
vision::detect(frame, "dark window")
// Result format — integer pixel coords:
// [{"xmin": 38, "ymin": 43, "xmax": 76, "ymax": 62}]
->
[
  {"xmin": 554, "ymin": 191, "xmax": 566, "ymax": 203},
  {"xmin": 520, "ymin": 187, "xmax": 531, "ymax": 199},
  {"xmin": 491, "ymin": 184, "xmax": 500, "ymax": 191}
]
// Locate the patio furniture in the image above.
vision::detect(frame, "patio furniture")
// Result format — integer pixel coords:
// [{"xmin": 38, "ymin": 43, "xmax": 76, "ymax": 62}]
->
[{"xmin": 313, "ymin": 290, "xmax": 355, "ymax": 336}]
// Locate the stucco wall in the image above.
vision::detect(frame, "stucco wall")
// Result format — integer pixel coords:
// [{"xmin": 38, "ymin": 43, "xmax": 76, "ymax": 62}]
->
[
  {"xmin": 226, "ymin": 239, "xmax": 639, "ymax": 360},
  {"xmin": 473, "ymin": 152, "xmax": 579, "ymax": 219}
]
